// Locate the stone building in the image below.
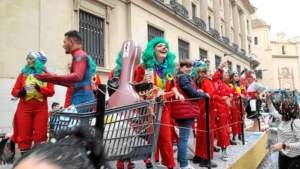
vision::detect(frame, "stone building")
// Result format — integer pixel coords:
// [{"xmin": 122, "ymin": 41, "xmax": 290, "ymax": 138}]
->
[
  {"xmin": 0, "ymin": 0, "xmax": 257, "ymax": 130},
  {"xmin": 252, "ymin": 9, "xmax": 300, "ymax": 91}
]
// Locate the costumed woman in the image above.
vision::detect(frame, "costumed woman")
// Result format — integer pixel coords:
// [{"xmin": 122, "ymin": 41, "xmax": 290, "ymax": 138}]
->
[
  {"xmin": 11, "ymin": 51, "xmax": 55, "ymax": 156},
  {"xmin": 229, "ymin": 71, "xmax": 246, "ymax": 142},
  {"xmin": 192, "ymin": 62, "xmax": 230, "ymax": 168},
  {"xmin": 141, "ymin": 37, "xmax": 184, "ymax": 169}
]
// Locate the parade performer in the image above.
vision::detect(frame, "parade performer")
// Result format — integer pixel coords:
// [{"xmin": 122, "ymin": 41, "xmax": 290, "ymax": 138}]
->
[
  {"xmin": 229, "ymin": 71, "xmax": 246, "ymax": 142},
  {"xmin": 141, "ymin": 37, "xmax": 184, "ymax": 169},
  {"xmin": 192, "ymin": 62, "xmax": 229, "ymax": 168},
  {"xmin": 64, "ymin": 56, "xmax": 101, "ymax": 108},
  {"xmin": 11, "ymin": 51, "xmax": 55, "ymax": 156},
  {"xmin": 35, "ymin": 30, "xmax": 95, "ymax": 110},
  {"xmin": 212, "ymin": 66, "xmax": 239, "ymax": 161}
]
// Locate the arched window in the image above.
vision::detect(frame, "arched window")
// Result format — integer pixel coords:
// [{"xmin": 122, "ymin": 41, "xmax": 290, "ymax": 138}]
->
[
  {"xmin": 282, "ymin": 46, "xmax": 286, "ymax": 54},
  {"xmin": 254, "ymin": 37, "xmax": 258, "ymax": 45}
]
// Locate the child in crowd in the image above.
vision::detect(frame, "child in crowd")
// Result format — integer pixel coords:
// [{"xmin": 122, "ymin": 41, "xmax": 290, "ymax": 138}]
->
[{"xmin": 171, "ymin": 59, "xmax": 209, "ymax": 169}]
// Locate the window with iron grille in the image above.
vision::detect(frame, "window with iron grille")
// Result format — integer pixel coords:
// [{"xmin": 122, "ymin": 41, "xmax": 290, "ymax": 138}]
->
[
  {"xmin": 237, "ymin": 65, "xmax": 241, "ymax": 73},
  {"xmin": 148, "ymin": 25, "xmax": 164, "ymax": 42},
  {"xmin": 178, "ymin": 39, "xmax": 189, "ymax": 60},
  {"xmin": 79, "ymin": 10, "xmax": 104, "ymax": 67},
  {"xmin": 255, "ymin": 70, "xmax": 263, "ymax": 79},
  {"xmin": 227, "ymin": 61, "xmax": 232, "ymax": 71},
  {"xmin": 215, "ymin": 55, "xmax": 221, "ymax": 69},
  {"xmin": 199, "ymin": 48, "xmax": 207, "ymax": 61}
]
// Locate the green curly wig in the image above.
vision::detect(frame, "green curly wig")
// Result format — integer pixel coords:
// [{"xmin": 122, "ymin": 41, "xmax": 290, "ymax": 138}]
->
[
  {"xmin": 88, "ymin": 56, "xmax": 97, "ymax": 75},
  {"xmin": 113, "ymin": 51, "xmax": 122, "ymax": 77},
  {"xmin": 190, "ymin": 63, "xmax": 207, "ymax": 79},
  {"xmin": 141, "ymin": 37, "xmax": 176, "ymax": 80},
  {"xmin": 21, "ymin": 58, "xmax": 45, "ymax": 74}
]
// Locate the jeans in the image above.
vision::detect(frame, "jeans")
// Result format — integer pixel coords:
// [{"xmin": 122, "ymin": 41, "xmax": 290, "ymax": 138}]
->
[{"xmin": 177, "ymin": 118, "xmax": 194, "ymax": 167}]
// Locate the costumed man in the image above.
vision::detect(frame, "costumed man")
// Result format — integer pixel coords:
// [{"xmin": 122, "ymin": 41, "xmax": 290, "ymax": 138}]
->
[
  {"xmin": 64, "ymin": 56, "xmax": 101, "ymax": 108},
  {"xmin": 141, "ymin": 37, "xmax": 184, "ymax": 169},
  {"xmin": 229, "ymin": 71, "xmax": 247, "ymax": 142},
  {"xmin": 12, "ymin": 51, "xmax": 55, "ymax": 156},
  {"xmin": 245, "ymin": 71, "xmax": 266, "ymax": 131},
  {"xmin": 212, "ymin": 66, "xmax": 239, "ymax": 161},
  {"xmin": 35, "ymin": 30, "xmax": 95, "ymax": 112}
]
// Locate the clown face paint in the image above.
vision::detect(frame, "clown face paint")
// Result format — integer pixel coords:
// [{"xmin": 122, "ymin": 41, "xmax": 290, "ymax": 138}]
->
[
  {"xmin": 155, "ymin": 43, "xmax": 168, "ymax": 63},
  {"xmin": 27, "ymin": 56, "xmax": 35, "ymax": 68}
]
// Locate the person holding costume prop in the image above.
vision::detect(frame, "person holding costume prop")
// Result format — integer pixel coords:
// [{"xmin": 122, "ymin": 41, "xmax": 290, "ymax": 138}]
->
[
  {"xmin": 140, "ymin": 37, "xmax": 184, "ymax": 169},
  {"xmin": 35, "ymin": 30, "xmax": 95, "ymax": 112},
  {"xmin": 11, "ymin": 51, "xmax": 55, "ymax": 156}
]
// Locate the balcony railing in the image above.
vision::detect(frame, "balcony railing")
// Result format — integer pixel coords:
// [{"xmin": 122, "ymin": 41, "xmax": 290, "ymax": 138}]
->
[
  {"xmin": 222, "ymin": 36, "xmax": 230, "ymax": 46},
  {"xmin": 232, "ymin": 43, "xmax": 239, "ymax": 52},
  {"xmin": 248, "ymin": 53, "xmax": 258, "ymax": 61},
  {"xmin": 209, "ymin": 28, "xmax": 220, "ymax": 39},
  {"xmin": 169, "ymin": 0, "xmax": 188, "ymax": 19},
  {"xmin": 193, "ymin": 17, "xmax": 206, "ymax": 30}
]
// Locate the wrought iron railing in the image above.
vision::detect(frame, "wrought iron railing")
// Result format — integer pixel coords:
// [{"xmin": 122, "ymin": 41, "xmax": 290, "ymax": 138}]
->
[
  {"xmin": 169, "ymin": 0, "xmax": 188, "ymax": 19},
  {"xmin": 232, "ymin": 43, "xmax": 239, "ymax": 52},
  {"xmin": 193, "ymin": 17, "xmax": 206, "ymax": 30}
]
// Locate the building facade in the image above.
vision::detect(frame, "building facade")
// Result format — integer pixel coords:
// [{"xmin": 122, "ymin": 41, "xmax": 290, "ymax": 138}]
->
[
  {"xmin": 252, "ymin": 10, "xmax": 300, "ymax": 91},
  {"xmin": 0, "ymin": 0, "xmax": 256, "ymax": 130}
]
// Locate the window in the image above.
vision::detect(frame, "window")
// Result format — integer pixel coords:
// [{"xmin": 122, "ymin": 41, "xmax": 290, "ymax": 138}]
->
[
  {"xmin": 199, "ymin": 48, "xmax": 207, "ymax": 61},
  {"xmin": 79, "ymin": 10, "xmax": 104, "ymax": 67},
  {"xmin": 192, "ymin": 4, "xmax": 196, "ymax": 19},
  {"xmin": 248, "ymin": 45, "xmax": 251, "ymax": 53},
  {"xmin": 237, "ymin": 65, "xmax": 241, "ymax": 73},
  {"xmin": 215, "ymin": 55, "xmax": 221, "ymax": 69},
  {"xmin": 254, "ymin": 37, "xmax": 258, "ymax": 45},
  {"xmin": 255, "ymin": 70, "xmax": 263, "ymax": 79},
  {"xmin": 282, "ymin": 46, "xmax": 286, "ymax": 54},
  {"xmin": 247, "ymin": 20, "xmax": 249, "ymax": 31},
  {"xmin": 178, "ymin": 39, "xmax": 189, "ymax": 60},
  {"xmin": 208, "ymin": 16, "xmax": 211, "ymax": 28},
  {"xmin": 227, "ymin": 61, "xmax": 232, "ymax": 71},
  {"xmin": 148, "ymin": 25, "xmax": 164, "ymax": 42},
  {"xmin": 221, "ymin": 25, "xmax": 224, "ymax": 36}
]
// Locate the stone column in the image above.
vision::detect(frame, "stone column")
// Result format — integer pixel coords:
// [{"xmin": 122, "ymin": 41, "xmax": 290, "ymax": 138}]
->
[
  {"xmin": 232, "ymin": 1, "xmax": 240, "ymax": 45},
  {"xmin": 223, "ymin": 0, "xmax": 231, "ymax": 38},
  {"xmin": 240, "ymin": 10, "xmax": 247, "ymax": 50},
  {"xmin": 200, "ymin": 0, "xmax": 208, "ymax": 30},
  {"xmin": 213, "ymin": 0, "xmax": 221, "ymax": 33}
]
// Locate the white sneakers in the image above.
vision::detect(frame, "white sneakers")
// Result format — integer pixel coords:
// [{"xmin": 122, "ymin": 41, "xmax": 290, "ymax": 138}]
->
[
  {"xmin": 180, "ymin": 164, "xmax": 195, "ymax": 169},
  {"xmin": 221, "ymin": 150, "xmax": 229, "ymax": 161}
]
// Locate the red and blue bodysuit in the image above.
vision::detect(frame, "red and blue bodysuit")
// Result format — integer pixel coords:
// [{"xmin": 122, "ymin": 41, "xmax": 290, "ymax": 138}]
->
[{"xmin": 36, "ymin": 47, "xmax": 95, "ymax": 111}]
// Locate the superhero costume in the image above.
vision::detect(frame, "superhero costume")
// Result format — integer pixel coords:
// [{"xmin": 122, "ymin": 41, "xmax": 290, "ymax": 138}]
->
[{"xmin": 35, "ymin": 47, "xmax": 95, "ymax": 112}]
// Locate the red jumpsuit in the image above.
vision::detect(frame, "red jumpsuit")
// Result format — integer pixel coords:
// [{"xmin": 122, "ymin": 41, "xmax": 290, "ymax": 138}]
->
[
  {"xmin": 212, "ymin": 69, "xmax": 238, "ymax": 148},
  {"xmin": 135, "ymin": 67, "xmax": 176, "ymax": 168},
  {"xmin": 229, "ymin": 84, "xmax": 246, "ymax": 135},
  {"xmin": 12, "ymin": 73, "xmax": 55, "ymax": 151},
  {"xmin": 195, "ymin": 77, "xmax": 225, "ymax": 160}
]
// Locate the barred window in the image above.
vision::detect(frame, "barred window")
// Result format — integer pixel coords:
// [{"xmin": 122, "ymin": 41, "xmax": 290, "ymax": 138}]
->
[
  {"xmin": 227, "ymin": 61, "xmax": 232, "ymax": 71},
  {"xmin": 237, "ymin": 65, "xmax": 241, "ymax": 73},
  {"xmin": 199, "ymin": 48, "xmax": 207, "ymax": 61},
  {"xmin": 215, "ymin": 55, "xmax": 221, "ymax": 69},
  {"xmin": 148, "ymin": 25, "xmax": 164, "ymax": 42},
  {"xmin": 178, "ymin": 39, "xmax": 189, "ymax": 60},
  {"xmin": 79, "ymin": 10, "xmax": 104, "ymax": 67}
]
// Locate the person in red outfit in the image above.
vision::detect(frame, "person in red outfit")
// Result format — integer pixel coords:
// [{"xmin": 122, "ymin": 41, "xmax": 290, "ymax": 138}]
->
[
  {"xmin": 229, "ymin": 72, "xmax": 246, "ymax": 142},
  {"xmin": 141, "ymin": 37, "xmax": 184, "ymax": 169},
  {"xmin": 35, "ymin": 30, "xmax": 95, "ymax": 112},
  {"xmin": 192, "ymin": 63, "xmax": 230, "ymax": 168},
  {"xmin": 212, "ymin": 66, "xmax": 240, "ymax": 161},
  {"xmin": 11, "ymin": 51, "xmax": 55, "ymax": 156}
]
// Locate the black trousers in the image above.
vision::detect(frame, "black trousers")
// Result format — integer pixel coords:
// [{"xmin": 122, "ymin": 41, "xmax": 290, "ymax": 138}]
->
[{"xmin": 279, "ymin": 151, "xmax": 300, "ymax": 169}]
